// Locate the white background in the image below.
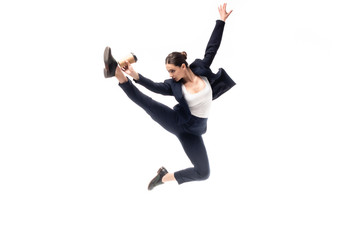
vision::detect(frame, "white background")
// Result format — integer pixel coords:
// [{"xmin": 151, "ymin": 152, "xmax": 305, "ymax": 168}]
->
[{"xmin": 1, "ymin": 0, "xmax": 359, "ymax": 239}]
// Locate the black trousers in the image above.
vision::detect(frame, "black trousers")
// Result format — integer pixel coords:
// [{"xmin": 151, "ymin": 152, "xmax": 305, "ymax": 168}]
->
[{"xmin": 119, "ymin": 80, "xmax": 210, "ymax": 184}]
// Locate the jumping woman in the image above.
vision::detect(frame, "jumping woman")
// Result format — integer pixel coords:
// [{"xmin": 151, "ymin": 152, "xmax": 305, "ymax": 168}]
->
[{"xmin": 103, "ymin": 3, "xmax": 235, "ymax": 190}]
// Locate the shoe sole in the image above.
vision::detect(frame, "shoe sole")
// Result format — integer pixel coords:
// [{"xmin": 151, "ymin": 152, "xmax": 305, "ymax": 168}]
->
[
  {"xmin": 104, "ymin": 47, "xmax": 117, "ymax": 78},
  {"xmin": 104, "ymin": 46, "xmax": 111, "ymax": 71},
  {"xmin": 104, "ymin": 68, "xmax": 110, "ymax": 78}
]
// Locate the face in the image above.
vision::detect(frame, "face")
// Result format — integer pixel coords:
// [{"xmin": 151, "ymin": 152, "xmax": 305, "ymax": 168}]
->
[{"xmin": 166, "ymin": 63, "xmax": 186, "ymax": 82}]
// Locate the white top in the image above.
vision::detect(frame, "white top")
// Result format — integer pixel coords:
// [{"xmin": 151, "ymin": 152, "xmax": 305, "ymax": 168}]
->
[{"xmin": 182, "ymin": 76, "xmax": 212, "ymax": 118}]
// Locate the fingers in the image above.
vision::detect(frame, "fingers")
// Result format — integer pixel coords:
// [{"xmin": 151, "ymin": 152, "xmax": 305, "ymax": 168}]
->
[
  {"xmin": 121, "ymin": 61, "xmax": 131, "ymax": 71},
  {"xmin": 218, "ymin": 3, "xmax": 224, "ymax": 13},
  {"xmin": 218, "ymin": 3, "xmax": 231, "ymax": 15},
  {"xmin": 218, "ymin": 3, "xmax": 227, "ymax": 12},
  {"xmin": 115, "ymin": 66, "xmax": 124, "ymax": 76}
]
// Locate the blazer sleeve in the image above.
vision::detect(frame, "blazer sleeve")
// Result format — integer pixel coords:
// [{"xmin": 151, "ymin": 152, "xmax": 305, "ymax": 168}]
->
[
  {"xmin": 134, "ymin": 74, "xmax": 173, "ymax": 96},
  {"xmin": 202, "ymin": 20, "xmax": 226, "ymax": 68}
]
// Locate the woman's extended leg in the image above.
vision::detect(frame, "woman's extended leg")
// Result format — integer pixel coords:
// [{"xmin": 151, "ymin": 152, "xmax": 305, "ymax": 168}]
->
[{"xmin": 116, "ymin": 67, "xmax": 181, "ymax": 135}]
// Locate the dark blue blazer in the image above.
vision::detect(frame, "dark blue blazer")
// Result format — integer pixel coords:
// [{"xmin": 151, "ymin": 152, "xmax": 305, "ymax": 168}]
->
[{"xmin": 135, "ymin": 20, "xmax": 236, "ymax": 124}]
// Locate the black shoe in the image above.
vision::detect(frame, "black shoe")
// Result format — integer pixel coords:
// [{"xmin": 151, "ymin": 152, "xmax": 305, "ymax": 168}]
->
[
  {"xmin": 103, "ymin": 46, "xmax": 118, "ymax": 78},
  {"xmin": 148, "ymin": 167, "xmax": 168, "ymax": 191}
]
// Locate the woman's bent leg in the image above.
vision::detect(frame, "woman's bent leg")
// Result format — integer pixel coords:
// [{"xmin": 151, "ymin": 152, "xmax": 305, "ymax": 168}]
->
[
  {"xmin": 119, "ymin": 80, "xmax": 180, "ymax": 135},
  {"xmin": 174, "ymin": 133, "xmax": 210, "ymax": 184}
]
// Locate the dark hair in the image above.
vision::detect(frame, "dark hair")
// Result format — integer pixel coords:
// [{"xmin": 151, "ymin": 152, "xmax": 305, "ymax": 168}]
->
[{"xmin": 165, "ymin": 51, "xmax": 188, "ymax": 68}]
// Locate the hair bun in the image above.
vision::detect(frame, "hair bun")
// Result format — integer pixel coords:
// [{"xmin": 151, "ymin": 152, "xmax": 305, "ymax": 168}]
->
[{"xmin": 181, "ymin": 51, "xmax": 187, "ymax": 59}]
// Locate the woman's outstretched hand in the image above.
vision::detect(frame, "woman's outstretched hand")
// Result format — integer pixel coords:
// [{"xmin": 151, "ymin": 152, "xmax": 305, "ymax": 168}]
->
[
  {"xmin": 218, "ymin": 3, "xmax": 233, "ymax": 22},
  {"xmin": 121, "ymin": 61, "xmax": 139, "ymax": 81}
]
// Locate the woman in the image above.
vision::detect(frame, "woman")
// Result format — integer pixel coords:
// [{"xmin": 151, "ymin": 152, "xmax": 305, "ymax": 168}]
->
[{"xmin": 103, "ymin": 4, "xmax": 234, "ymax": 190}]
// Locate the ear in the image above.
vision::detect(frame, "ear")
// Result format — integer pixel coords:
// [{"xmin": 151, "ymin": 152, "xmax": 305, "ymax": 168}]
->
[{"xmin": 181, "ymin": 63, "xmax": 187, "ymax": 69}]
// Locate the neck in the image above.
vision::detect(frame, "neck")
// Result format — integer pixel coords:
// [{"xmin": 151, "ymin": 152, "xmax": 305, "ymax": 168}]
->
[{"xmin": 182, "ymin": 68, "xmax": 196, "ymax": 83}]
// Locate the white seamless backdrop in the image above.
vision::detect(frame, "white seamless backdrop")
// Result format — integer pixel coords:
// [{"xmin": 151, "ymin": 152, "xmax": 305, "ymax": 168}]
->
[{"xmin": 0, "ymin": 0, "xmax": 359, "ymax": 239}]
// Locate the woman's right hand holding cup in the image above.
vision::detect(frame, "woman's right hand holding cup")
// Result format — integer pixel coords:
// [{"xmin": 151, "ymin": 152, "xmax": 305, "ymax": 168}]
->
[{"xmin": 122, "ymin": 61, "xmax": 139, "ymax": 81}]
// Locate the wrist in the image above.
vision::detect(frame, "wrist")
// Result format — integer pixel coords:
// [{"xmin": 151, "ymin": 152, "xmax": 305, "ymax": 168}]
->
[{"xmin": 132, "ymin": 73, "xmax": 140, "ymax": 81}]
